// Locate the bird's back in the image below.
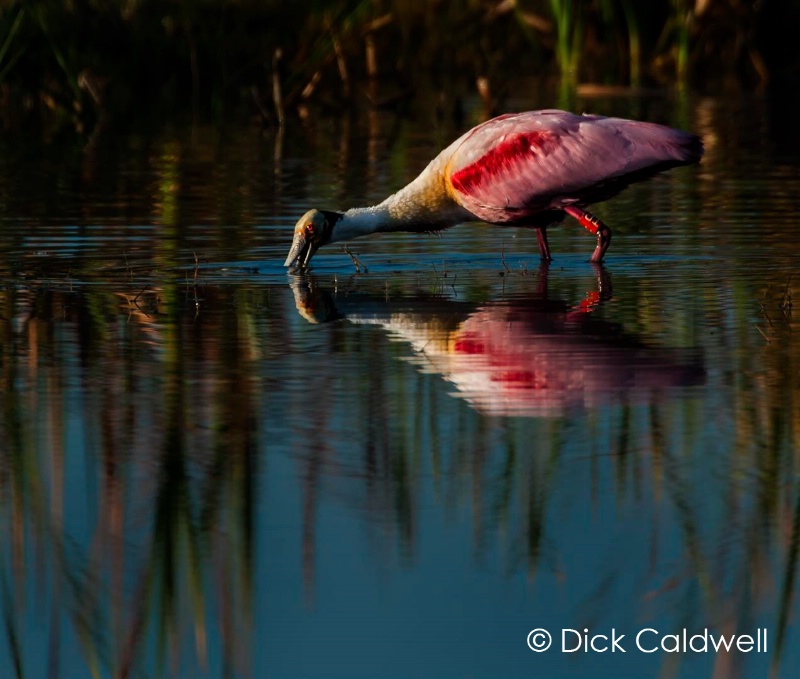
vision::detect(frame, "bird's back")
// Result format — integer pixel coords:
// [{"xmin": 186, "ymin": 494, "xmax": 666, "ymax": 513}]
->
[{"xmin": 442, "ymin": 110, "xmax": 702, "ymax": 224}]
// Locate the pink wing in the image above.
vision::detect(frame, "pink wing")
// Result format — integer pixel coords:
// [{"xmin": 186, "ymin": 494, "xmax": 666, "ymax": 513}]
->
[{"xmin": 444, "ymin": 110, "xmax": 702, "ymax": 223}]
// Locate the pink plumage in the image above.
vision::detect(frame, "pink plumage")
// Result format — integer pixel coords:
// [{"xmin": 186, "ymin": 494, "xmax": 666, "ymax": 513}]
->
[{"xmin": 446, "ymin": 110, "xmax": 701, "ymax": 224}]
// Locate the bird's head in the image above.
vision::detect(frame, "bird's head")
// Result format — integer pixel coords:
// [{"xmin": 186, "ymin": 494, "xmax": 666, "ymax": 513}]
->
[{"xmin": 284, "ymin": 209, "xmax": 341, "ymax": 268}]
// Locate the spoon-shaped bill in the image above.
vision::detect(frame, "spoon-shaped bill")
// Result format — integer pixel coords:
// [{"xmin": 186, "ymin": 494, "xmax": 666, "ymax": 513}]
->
[{"xmin": 284, "ymin": 231, "xmax": 314, "ymax": 268}]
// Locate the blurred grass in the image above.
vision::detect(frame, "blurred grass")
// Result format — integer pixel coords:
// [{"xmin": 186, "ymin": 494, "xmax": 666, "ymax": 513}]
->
[{"xmin": 0, "ymin": 0, "xmax": 797, "ymax": 132}]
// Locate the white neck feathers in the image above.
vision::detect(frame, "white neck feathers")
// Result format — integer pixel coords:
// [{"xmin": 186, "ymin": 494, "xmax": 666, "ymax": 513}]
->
[
  {"xmin": 329, "ymin": 205, "xmax": 392, "ymax": 243},
  {"xmin": 328, "ymin": 163, "xmax": 471, "ymax": 244}
]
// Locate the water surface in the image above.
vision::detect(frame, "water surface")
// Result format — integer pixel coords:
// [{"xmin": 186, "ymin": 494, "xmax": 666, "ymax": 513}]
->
[{"xmin": 0, "ymin": 94, "xmax": 798, "ymax": 678}]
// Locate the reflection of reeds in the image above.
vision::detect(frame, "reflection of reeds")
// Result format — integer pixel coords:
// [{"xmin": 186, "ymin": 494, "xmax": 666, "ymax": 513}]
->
[
  {"xmin": 1, "ymin": 270, "xmax": 798, "ymax": 676},
  {"xmin": 0, "ymin": 279, "xmax": 263, "ymax": 676}
]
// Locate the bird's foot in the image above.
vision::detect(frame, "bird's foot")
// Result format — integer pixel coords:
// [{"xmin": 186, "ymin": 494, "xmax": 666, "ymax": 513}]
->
[{"xmin": 590, "ymin": 226, "xmax": 612, "ymax": 263}]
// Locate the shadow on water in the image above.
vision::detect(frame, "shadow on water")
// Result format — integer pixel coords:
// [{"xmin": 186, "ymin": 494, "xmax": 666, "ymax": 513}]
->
[{"xmin": 288, "ymin": 266, "xmax": 705, "ymax": 418}]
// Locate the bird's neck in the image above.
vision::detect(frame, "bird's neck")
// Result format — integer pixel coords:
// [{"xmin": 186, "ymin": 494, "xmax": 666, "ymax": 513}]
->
[
  {"xmin": 329, "ymin": 168, "xmax": 469, "ymax": 244},
  {"xmin": 329, "ymin": 205, "xmax": 395, "ymax": 243}
]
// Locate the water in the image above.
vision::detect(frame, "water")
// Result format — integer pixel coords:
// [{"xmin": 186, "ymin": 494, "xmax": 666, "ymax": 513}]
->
[{"xmin": 0, "ymin": 93, "xmax": 798, "ymax": 678}]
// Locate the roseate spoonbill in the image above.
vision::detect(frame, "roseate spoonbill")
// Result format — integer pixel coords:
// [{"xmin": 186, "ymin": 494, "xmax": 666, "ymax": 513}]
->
[{"xmin": 284, "ymin": 109, "xmax": 703, "ymax": 267}]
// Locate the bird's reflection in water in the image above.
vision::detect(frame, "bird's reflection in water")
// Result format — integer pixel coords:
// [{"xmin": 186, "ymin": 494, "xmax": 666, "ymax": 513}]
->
[{"xmin": 289, "ymin": 266, "xmax": 704, "ymax": 417}]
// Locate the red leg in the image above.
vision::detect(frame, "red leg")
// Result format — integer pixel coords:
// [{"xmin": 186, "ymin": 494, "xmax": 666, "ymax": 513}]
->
[
  {"xmin": 564, "ymin": 205, "xmax": 612, "ymax": 263},
  {"xmin": 535, "ymin": 227, "xmax": 552, "ymax": 262}
]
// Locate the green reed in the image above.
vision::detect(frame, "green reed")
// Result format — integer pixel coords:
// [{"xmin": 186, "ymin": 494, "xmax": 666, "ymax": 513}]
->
[
  {"xmin": 548, "ymin": 0, "xmax": 582, "ymax": 83},
  {"xmin": 618, "ymin": 0, "xmax": 641, "ymax": 87},
  {"xmin": 0, "ymin": 0, "xmax": 790, "ymax": 130}
]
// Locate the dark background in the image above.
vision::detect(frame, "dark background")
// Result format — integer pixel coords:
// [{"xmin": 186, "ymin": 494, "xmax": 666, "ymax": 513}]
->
[{"xmin": 1, "ymin": 0, "xmax": 798, "ymax": 133}]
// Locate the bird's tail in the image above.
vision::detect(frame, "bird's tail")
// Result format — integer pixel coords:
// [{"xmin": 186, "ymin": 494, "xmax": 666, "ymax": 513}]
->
[
  {"xmin": 676, "ymin": 131, "xmax": 704, "ymax": 164},
  {"xmin": 615, "ymin": 117, "xmax": 704, "ymax": 166}
]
